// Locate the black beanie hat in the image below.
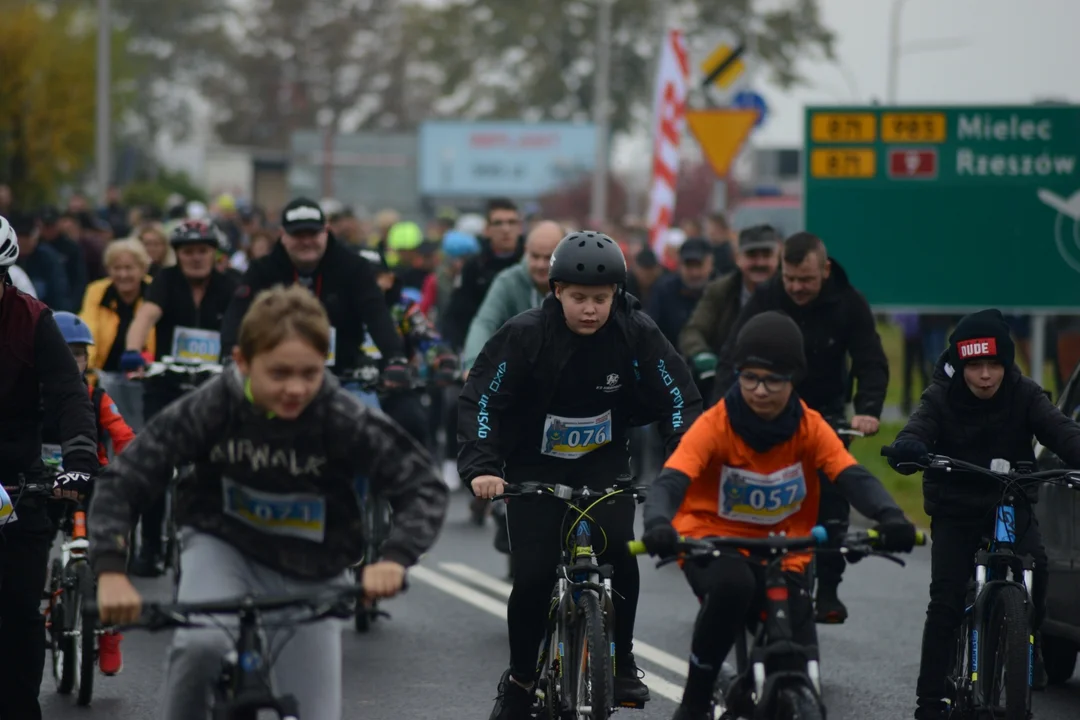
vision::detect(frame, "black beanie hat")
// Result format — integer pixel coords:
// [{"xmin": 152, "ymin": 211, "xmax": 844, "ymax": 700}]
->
[
  {"xmin": 948, "ymin": 309, "xmax": 1015, "ymax": 368},
  {"xmin": 733, "ymin": 311, "xmax": 807, "ymax": 383}
]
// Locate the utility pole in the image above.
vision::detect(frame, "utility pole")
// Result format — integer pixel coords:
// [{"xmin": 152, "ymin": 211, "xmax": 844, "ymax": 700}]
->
[
  {"xmin": 95, "ymin": 0, "xmax": 111, "ymax": 204},
  {"xmin": 589, "ymin": 0, "xmax": 613, "ymax": 227}
]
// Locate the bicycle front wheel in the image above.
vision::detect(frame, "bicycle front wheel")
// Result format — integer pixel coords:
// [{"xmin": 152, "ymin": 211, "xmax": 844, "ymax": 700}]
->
[
  {"xmin": 574, "ymin": 592, "xmax": 612, "ymax": 720},
  {"xmin": 983, "ymin": 585, "xmax": 1030, "ymax": 720},
  {"xmin": 76, "ymin": 563, "xmax": 96, "ymax": 706}
]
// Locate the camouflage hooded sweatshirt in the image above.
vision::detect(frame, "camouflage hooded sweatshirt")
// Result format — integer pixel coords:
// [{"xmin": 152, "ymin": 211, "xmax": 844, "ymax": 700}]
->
[{"xmin": 89, "ymin": 365, "xmax": 448, "ymax": 580}]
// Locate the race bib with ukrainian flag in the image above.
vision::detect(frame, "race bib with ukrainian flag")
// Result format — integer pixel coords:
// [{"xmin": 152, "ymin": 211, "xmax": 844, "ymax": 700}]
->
[
  {"xmin": 326, "ymin": 326, "xmax": 337, "ymax": 367},
  {"xmin": 360, "ymin": 330, "xmax": 381, "ymax": 361},
  {"xmin": 0, "ymin": 484, "xmax": 16, "ymax": 525},
  {"xmin": 41, "ymin": 443, "xmax": 64, "ymax": 471},
  {"xmin": 718, "ymin": 462, "xmax": 807, "ymax": 526},
  {"xmin": 540, "ymin": 410, "xmax": 613, "ymax": 460},
  {"xmin": 221, "ymin": 477, "xmax": 327, "ymax": 542},
  {"xmin": 172, "ymin": 327, "xmax": 222, "ymax": 363}
]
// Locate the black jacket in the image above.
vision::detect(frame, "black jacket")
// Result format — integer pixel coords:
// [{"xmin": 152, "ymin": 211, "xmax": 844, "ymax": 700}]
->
[
  {"xmin": 458, "ymin": 292, "xmax": 702, "ymax": 485},
  {"xmin": 0, "ymin": 288, "xmax": 98, "ymax": 531},
  {"xmin": 220, "ymin": 234, "xmax": 405, "ymax": 371},
  {"xmin": 440, "ymin": 236, "xmax": 524, "ymax": 348},
  {"xmin": 714, "ymin": 259, "xmax": 888, "ymax": 418},
  {"xmin": 645, "ymin": 273, "xmax": 704, "ymax": 349},
  {"xmin": 89, "ymin": 366, "xmax": 448, "ymax": 579},
  {"xmin": 895, "ymin": 357, "xmax": 1080, "ymax": 519}
]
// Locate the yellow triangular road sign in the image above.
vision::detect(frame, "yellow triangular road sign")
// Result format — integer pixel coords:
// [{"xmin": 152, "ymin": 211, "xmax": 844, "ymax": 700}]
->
[{"xmin": 686, "ymin": 109, "xmax": 759, "ymax": 176}]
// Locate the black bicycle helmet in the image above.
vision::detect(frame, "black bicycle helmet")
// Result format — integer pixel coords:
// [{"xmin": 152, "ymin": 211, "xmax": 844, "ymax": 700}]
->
[
  {"xmin": 170, "ymin": 219, "xmax": 223, "ymax": 250},
  {"xmin": 548, "ymin": 231, "xmax": 626, "ymax": 290}
]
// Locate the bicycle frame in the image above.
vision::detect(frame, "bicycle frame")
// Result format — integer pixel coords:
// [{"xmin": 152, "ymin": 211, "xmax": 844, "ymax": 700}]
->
[
  {"xmin": 953, "ymin": 499, "xmax": 1035, "ymax": 714},
  {"xmin": 213, "ymin": 605, "xmax": 300, "ymax": 719}
]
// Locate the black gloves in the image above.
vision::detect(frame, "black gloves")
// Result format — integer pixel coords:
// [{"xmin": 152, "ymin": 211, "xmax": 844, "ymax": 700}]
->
[
  {"xmin": 381, "ymin": 357, "xmax": 413, "ymax": 389},
  {"xmin": 873, "ymin": 512, "xmax": 917, "ymax": 553},
  {"xmin": 641, "ymin": 520, "xmax": 679, "ymax": 558},
  {"xmin": 886, "ymin": 439, "xmax": 930, "ymax": 474}
]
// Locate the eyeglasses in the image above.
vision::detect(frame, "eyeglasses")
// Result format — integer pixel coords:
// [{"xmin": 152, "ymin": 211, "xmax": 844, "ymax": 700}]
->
[
  {"xmin": 736, "ymin": 370, "xmax": 791, "ymax": 393},
  {"xmin": 489, "ymin": 218, "xmax": 520, "ymax": 227}
]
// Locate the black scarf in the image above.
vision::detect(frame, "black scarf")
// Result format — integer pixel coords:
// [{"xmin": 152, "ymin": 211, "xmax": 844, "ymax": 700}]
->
[{"xmin": 724, "ymin": 383, "xmax": 804, "ymax": 453}]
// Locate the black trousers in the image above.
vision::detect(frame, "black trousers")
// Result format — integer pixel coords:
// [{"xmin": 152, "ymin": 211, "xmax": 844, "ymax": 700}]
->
[
  {"xmin": 381, "ymin": 391, "xmax": 431, "ymax": 449},
  {"xmin": 505, "ymin": 488, "xmax": 639, "ymax": 682},
  {"xmin": 137, "ymin": 378, "xmax": 181, "ymax": 558},
  {"xmin": 916, "ymin": 509, "xmax": 1048, "ymax": 702},
  {"xmin": 683, "ymin": 553, "xmax": 816, "ymax": 676},
  {"xmin": 0, "ymin": 522, "xmax": 52, "ymax": 720},
  {"xmin": 815, "ymin": 471, "xmax": 850, "ymax": 590}
]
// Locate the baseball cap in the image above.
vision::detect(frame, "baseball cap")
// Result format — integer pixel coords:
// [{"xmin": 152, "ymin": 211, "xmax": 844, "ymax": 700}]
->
[
  {"xmin": 678, "ymin": 237, "xmax": 711, "ymax": 262},
  {"xmin": 281, "ymin": 198, "xmax": 326, "ymax": 233},
  {"xmin": 738, "ymin": 224, "xmax": 782, "ymax": 252}
]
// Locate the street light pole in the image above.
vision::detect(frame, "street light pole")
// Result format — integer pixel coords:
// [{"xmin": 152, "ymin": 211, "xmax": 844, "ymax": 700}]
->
[
  {"xmin": 589, "ymin": 0, "xmax": 613, "ymax": 228},
  {"xmin": 885, "ymin": 0, "xmax": 909, "ymax": 104},
  {"xmin": 95, "ymin": 0, "xmax": 111, "ymax": 204}
]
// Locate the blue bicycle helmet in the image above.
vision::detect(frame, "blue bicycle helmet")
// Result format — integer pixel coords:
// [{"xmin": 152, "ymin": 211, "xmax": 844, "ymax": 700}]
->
[
  {"xmin": 53, "ymin": 311, "xmax": 95, "ymax": 345},
  {"xmin": 442, "ymin": 230, "xmax": 480, "ymax": 259}
]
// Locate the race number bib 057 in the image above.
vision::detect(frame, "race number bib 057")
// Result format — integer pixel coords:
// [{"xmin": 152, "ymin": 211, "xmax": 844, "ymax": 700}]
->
[
  {"xmin": 718, "ymin": 462, "xmax": 807, "ymax": 526},
  {"xmin": 0, "ymin": 484, "xmax": 16, "ymax": 525},
  {"xmin": 540, "ymin": 410, "xmax": 613, "ymax": 460},
  {"xmin": 221, "ymin": 477, "xmax": 327, "ymax": 542},
  {"xmin": 172, "ymin": 327, "xmax": 221, "ymax": 363}
]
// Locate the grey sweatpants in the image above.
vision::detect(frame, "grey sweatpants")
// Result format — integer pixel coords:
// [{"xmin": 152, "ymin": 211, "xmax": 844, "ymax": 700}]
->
[{"xmin": 161, "ymin": 530, "xmax": 349, "ymax": 720}]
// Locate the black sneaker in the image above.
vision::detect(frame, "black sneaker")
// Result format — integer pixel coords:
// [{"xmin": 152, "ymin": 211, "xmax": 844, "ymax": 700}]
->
[
  {"xmin": 913, "ymin": 699, "xmax": 949, "ymax": 720},
  {"xmin": 671, "ymin": 704, "xmax": 712, "ymax": 720},
  {"xmin": 488, "ymin": 668, "xmax": 534, "ymax": 720},
  {"xmin": 614, "ymin": 652, "xmax": 651, "ymax": 704},
  {"xmin": 814, "ymin": 584, "xmax": 848, "ymax": 624}
]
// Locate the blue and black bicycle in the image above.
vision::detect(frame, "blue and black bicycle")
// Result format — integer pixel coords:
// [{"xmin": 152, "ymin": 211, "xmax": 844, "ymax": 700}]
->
[{"xmin": 881, "ymin": 448, "xmax": 1080, "ymax": 720}]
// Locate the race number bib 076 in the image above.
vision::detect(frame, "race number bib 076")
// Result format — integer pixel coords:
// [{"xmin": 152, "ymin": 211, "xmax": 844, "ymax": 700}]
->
[
  {"xmin": 221, "ymin": 477, "xmax": 327, "ymax": 542},
  {"xmin": 540, "ymin": 410, "xmax": 613, "ymax": 460},
  {"xmin": 718, "ymin": 462, "xmax": 807, "ymax": 526},
  {"xmin": 172, "ymin": 327, "xmax": 221, "ymax": 363}
]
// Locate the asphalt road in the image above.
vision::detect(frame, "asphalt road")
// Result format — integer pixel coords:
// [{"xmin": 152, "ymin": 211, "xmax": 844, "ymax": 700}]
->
[{"xmin": 43, "ymin": 492, "xmax": 1080, "ymax": 719}]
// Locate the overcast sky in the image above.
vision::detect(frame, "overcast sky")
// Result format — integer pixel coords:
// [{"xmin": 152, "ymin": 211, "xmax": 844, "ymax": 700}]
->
[{"xmin": 749, "ymin": 0, "xmax": 1078, "ymax": 147}]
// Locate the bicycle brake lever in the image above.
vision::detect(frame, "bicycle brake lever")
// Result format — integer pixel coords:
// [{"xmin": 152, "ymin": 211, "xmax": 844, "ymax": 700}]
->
[
  {"xmin": 654, "ymin": 555, "xmax": 680, "ymax": 569},
  {"xmin": 869, "ymin": 550, "xmax": 906, "ymax": 567}
]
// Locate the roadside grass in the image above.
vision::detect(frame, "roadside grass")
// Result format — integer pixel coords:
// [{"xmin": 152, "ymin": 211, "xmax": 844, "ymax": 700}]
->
[{"xmin": 849, "ymin": 419, "xmax": 931, "ymax": 528}]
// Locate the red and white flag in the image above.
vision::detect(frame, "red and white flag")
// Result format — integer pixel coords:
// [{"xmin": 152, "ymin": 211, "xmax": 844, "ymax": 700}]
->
[{"xmin": 646, "ymin": 29, "xmax": 690, "ymax": 265}]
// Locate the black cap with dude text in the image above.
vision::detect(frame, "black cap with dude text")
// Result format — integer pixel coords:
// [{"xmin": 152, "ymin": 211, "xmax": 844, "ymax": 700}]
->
[
  {"xmin": 948, "ymin": 309, "xmax": 1015, "ymax": 368},
  {"xmin": 281, "ymin": 198, "xmax": 326, "ymax": 233}
]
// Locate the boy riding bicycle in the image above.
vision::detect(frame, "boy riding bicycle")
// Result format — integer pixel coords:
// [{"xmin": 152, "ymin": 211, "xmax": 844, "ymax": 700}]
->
[
  {"xmin": 640, "ymin": 311, "xmax": 916, "ymax": 720},
  {"xmin": 884, "ymin": 309, "xmax": 1080, "ymax": 720},
  {"xmin": 88, "ymin": 285, "xmax": 448, "ymax": 720},
  {"xmin": 460, "ymin": 231, "xmax": 703, "ymax": 720},
  {"xmin": 45, "ymin": 311, "xmax": 137, "ymax": 676}
]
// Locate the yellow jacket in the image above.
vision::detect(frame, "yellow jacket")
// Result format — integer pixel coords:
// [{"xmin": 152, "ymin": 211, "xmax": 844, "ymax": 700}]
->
[{"xmin": 79, "ymin": 277, "xmax": 156, "ymax": 370}]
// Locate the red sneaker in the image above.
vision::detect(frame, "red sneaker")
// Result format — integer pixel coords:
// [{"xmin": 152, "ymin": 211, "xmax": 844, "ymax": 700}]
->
[{"xmin": 98, "ymin": 630, "xmax": 123, "ymax": 675}]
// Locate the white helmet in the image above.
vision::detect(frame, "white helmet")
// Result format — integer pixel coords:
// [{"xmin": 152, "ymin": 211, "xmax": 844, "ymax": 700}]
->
[
  {"xmin": 0, "ymin": 214, "xmax": 19, "ymax": 268},
  {"xmin": 455, "ymin": 213, "xmax": 486, "ymax": 237}
]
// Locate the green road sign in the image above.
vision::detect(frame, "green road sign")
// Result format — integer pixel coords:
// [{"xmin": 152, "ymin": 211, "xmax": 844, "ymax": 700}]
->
[{"xmin": 804, "ymin": 105, "xmax": 1080, "ymax": 311}]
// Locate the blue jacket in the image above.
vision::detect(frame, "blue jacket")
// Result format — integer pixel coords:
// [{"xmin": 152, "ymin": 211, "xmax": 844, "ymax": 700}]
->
[
  {"xmin": 646, "ymin": 273, "xmax": 704, "ymax": 350},
  {"xmin": 18, "ymin": 242, "xmax": 72, "ymax": 311}
]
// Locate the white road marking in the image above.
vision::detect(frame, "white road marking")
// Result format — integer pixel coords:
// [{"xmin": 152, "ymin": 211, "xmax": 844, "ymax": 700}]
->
[
  {"xmin": 438, "ymin": 562, "xmax": 691, "ymax": 678},
  {"xmin": 410, "ymin": 563, "xmax": 688, "ymax": 705}
]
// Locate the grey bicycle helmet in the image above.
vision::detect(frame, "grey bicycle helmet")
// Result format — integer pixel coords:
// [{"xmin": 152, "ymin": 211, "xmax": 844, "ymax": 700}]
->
[{"xmin": 548, "ymin": 231, "xmax": 626, "ymax": 290}]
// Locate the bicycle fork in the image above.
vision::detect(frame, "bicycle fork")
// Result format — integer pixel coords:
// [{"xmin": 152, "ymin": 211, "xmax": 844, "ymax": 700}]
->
[{"xmin": 754, "ymin": 572, "xmax": 822, "ymax": 699}]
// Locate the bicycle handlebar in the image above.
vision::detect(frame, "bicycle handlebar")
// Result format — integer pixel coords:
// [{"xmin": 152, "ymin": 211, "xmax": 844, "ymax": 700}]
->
[
  {"xmin": 492, "ymin": 481, "xmax": 648, "ymax": 504},
  {"xmin": 83, "ymin": 583, "xmax": 407, "ymax": 631},
  {"xmin": 2, "ymin": 482, "xmax": 54, "ymax": 498},
  {"xmin": 627, "ymin": 526, "xmax": 928, "ymax": 564},
  {"xmin": 880, "ymin": 448, "xmax": 1080, "ymax": 488}
]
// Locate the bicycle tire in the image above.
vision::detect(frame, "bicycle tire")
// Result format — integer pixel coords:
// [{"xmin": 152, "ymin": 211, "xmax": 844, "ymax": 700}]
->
[
  {"xmin": 574, "ymin": 592, "xmax": 612, "ymax": 720},
  {"xmin": 773, "ymin": 682, "xmax": 824, "ymax": 720},
  {"xmin": 47, "ymin": 558, "xmax": 66, "ymax": 691},
  {"xmin": 76, "ymin": 563, "xmax": 96, "ymax": 706},
  {"xmin": 983, "ymin": 585, "xmax": 1029, "ymax": 720},
  {"xmin": 57, "ymin": 563, "xmax": 82, "ymax": 695}
]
